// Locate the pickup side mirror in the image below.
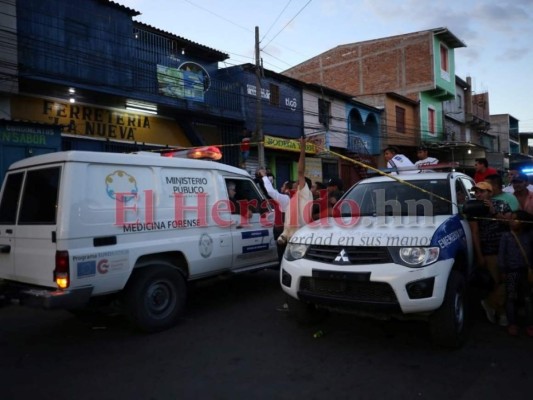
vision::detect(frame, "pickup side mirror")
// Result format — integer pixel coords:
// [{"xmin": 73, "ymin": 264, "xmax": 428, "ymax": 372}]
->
[{"xmin": 462, "ymin": 200, "xmax": 489, "ymax": 217}]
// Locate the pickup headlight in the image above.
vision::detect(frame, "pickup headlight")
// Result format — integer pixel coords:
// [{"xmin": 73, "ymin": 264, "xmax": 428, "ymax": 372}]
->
[
  {"xmin": 284, "ymin": 243, "xmax": 309, "ymax": 261},
  {"xmin": 391, "ymin": 247, "xmax": 440, "ymax": 268}
]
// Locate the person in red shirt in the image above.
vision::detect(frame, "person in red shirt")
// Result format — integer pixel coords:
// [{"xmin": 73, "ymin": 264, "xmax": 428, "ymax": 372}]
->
[{"xmin": 474, "ymin": 158, "xmax": 498, "ymax": 183}]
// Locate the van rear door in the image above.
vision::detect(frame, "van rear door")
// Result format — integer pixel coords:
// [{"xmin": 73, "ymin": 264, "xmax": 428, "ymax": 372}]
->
[
  {"xmin": 0, "ymin": 172, "xmax": 24, "ymax": 280},
  {"xmin": 11, "ymin": 166, "xmax": 61, "ymax": 287}
]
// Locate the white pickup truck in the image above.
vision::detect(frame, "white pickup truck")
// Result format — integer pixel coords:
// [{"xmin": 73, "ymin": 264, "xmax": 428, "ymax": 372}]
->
[{"xmin": 280, "ymin": 171, "xmax": 476, "ymax": 347}]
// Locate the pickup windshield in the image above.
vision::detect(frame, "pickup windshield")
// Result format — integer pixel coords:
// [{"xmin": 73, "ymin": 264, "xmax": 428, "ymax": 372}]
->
[{"xmin": 339, "ymin": 179, "xmax": 452, "ymax": 217}]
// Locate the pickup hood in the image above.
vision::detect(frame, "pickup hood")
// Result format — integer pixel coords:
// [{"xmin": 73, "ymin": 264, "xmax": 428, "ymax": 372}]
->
[{"xmin": 290, "ymin": 215, "xmax": 456, "ymax": 248}]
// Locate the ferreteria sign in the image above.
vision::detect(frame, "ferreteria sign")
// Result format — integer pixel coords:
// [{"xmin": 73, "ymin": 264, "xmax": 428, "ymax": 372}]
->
[
  {"xmin": 43, "ymin": 100, "xmax": 146, "ymax": 141},
  {"xmin": 10, "ymin": 96, "xmax": 190, "ymax": 147},
  {"xmin": 264, "ymin": 135, "xmax": 316, "ymax": 154}
]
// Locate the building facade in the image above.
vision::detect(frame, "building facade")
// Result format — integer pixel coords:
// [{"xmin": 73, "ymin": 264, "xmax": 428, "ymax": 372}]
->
[
  {"xmin": 283, "ymin": 28, "xmax": 466, "ymax": 158},
  {"xmin": 300, "ymin": 84, "xmax": 380, "ymax": 185},
  {"xmin": 0, "ymin": 0, "xmax": 247, "ymax": 182},
  {"xmin": 489, "ymin": 113, "xmax": 521, "ymax": 171},
  {"xmin": 2, "ymin": 0, "xmax": 376, "ymax": 190},
  {"xmin": 356, "ymin": 92, "xmax": 419, "ymax": 167}
]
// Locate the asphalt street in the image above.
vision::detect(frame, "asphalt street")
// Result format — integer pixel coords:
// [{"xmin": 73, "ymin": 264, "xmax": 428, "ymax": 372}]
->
[{"xmin": 1, "ymin": 269, "xmax": 532, "ymax": 400}]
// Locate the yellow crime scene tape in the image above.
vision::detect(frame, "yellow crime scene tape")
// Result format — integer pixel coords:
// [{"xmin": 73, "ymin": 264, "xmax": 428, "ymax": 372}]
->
[{"xmin": 143, "ymin": 139, "xmax": 533, "ymax": 226}]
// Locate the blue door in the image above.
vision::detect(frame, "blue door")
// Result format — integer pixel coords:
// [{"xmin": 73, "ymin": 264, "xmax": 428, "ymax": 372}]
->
[{"xmin": 275, "ymin": 159, "xmax": 291, "ymax": 190}]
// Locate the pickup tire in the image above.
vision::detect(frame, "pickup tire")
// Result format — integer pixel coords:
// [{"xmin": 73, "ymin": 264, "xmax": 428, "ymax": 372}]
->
[
  {"xmin": 429, "ymin": 270, "xmax": 467, "ymax": 348},
  {"xmin": 123, "ymin": 265, "xmax": 186, "ymax": 333},
  {"xmin": 286, "ymin": 296, "xmax": 328, "ymax": 325}
]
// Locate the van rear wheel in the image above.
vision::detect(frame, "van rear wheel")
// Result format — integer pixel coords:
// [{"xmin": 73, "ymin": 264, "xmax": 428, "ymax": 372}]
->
[{"xmin": 124, "ymin": 265, "xmax": 186, "ymax": 333}]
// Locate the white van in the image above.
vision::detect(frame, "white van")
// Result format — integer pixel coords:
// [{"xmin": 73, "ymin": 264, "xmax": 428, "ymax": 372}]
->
[{"xmin": 0, "ymin": 150, "xmax": 278, "ymax": 331}]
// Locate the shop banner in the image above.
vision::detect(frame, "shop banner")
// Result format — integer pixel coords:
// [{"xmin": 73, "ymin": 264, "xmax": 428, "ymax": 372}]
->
[{"xmin": 264, "ymin": 135, "xmax": 316, "ymax": 154}]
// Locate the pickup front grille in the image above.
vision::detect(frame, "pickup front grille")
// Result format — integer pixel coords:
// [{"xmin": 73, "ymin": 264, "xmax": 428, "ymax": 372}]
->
[
  {"xmin": 304, "ymin": 245, "xmax": 392, "ymax": 265},
  {"xmin": 299, "ymin": 277, "xmax": 398, "ymax": 304}
]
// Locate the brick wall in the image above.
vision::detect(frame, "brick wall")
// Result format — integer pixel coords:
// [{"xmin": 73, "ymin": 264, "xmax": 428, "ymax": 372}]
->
[{"xmin": 285, "ymin": 31, "xmax": 435, "ymax": 97}]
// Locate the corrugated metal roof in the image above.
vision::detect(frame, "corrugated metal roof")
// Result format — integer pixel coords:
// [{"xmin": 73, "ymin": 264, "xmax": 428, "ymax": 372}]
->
[
  {"xmin": 100, "ymin": 0, "xmax": 141, "ymax": 16},
  {"xmin": 134, "ymin": 21, "xmax": 229, "ymax": 61}
]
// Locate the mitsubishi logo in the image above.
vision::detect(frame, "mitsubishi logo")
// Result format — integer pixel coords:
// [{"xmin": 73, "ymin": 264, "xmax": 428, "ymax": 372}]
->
[{"xmin": 334, "ymin": 249, "xmax": 350, "ymax": 264}]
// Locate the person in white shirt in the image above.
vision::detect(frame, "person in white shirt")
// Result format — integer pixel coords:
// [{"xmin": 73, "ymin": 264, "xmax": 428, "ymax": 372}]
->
[
  {"xmin": 383, "ymin": 146, "xmax": 417, "ymax": 174},
  {"xmin": 258, "ymin": 137, "xmax": 312, "ymax": 261},
  {"xmin": 259, "ymin": 169, "xmax": 290, "ymax": 212},
  {"xmin": 278, "ymin": 137, "xmax": 313, "ymax": 245},
  {"xmin": 257, "ymin": 169, "xmax": 290, "ymax": 262},
  {"xmin": 414, "ymin": 146, "xmax": 439, "ymax": 169},
  {"xmin": 503, "ymin": 169, "xmax": 533, "ymax": 193}
]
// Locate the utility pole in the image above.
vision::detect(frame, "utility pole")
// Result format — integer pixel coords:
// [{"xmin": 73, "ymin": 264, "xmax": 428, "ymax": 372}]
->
[{"xmin": 255, "ymin": 26, "xmax": 265, "ymax": 167}]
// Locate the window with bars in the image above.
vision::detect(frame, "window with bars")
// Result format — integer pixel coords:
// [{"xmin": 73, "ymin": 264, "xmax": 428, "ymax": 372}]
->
[
  {"xmin": 428, "ymin": 108, "xmax": 436, "ymax": 134},
  {"xmin": 318, "ymin": 99, "xmax": 331, "ymax": 128},
  {"xmin": 440, "ymin": 44, "xmax": 449, "ymax": 72}
]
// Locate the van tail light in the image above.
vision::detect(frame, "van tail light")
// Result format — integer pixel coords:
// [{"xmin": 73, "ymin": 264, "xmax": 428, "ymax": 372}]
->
[{"xmin": 54, "ymin": 251, "xmax": 70, "ymax": 289}]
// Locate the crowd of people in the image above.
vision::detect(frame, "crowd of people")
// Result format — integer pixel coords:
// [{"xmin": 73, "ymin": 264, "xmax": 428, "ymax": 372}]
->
[
  {"xmin": 382, "ymin": 146, "xmax": 533, "ymax": 337},
  {"xmin": 467, "ymin": 160, "xmax": 533, "ymax": 337},
  {"xmin": 382, "ymin": 145, "xmax": 533, "ymax": 337},
  {"xmin": 234, "ymin": 141, "xmax": 533, "ymax": 337}
]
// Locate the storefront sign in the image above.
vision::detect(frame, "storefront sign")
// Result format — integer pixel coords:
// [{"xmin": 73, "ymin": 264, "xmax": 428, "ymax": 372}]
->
[
  {"xmin": 264, "ymin": 135, "xmax": 316, "ymax": 154},
  {"xmin": 0, "ymin": 122, "xmax": 61, "ymax": 146},
  {"xmin": 246, "ymin": 84, "xmax": 270, "ymax": 100},
  {"xmin": 11, "ymin": 96, "xmax": 190, "ymax": 147}
]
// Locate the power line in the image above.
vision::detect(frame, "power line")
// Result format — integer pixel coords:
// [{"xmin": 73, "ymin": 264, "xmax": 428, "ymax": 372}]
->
[
  {"xmin": 2, "ymin": 1, "xmax": 517, "ymax": 157},
  {"xmin": 261, "ymin": 0, "xmax": 293, "ymax": 43},
  {"xmin": 182, "ymin": 0, "xmax": 252, "ymax": 34},
  {"xmin": 261, "ymin": 0, "xmax": 313, "ymax": 52}
]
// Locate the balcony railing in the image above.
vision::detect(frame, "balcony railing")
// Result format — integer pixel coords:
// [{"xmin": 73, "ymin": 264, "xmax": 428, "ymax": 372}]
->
[{"xmin": 347, "ymin": 134, "xmax": 371, "ymax": 155}]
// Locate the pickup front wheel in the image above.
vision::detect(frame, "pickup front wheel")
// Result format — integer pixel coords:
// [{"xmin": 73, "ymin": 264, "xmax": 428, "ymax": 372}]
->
[
  {"xmin": 429, "ymin": 270, "xmax": 467, "ymax": 348},
  {"xmin": 124, "ymin": 265, "xmax": 186, "ymax": 333}
]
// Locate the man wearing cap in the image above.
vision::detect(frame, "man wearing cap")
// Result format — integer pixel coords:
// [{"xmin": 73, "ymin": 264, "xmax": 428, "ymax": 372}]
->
[
  {"xmin": 327, "ymin": 177, "xmax": 344, "ymax": 195},
  {"xmin": 414, "ymin": 146, "xmax": 439, "ymax": 169},
  {"xmin": 469, "ymin": 181, "xmax": 512, "ymax": 326},
  {"xmin": 312, "ymin": 177, "xmax": 344, "ymax": 219},
  {"xmin": 485, "ymin": 174, "xmax": 520, "ymax": 212},
  {"xmin": 511, "ymin": 173, "xmax": 533, "ymax": 214}
]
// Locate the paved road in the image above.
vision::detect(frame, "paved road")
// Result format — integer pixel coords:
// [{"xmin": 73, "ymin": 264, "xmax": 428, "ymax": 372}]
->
[{"xmin": 1, "ymin": 269, "xmax": 532, "ymax": 400}]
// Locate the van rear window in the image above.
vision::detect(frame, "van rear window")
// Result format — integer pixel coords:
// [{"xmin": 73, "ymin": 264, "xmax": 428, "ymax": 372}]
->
[
  {"xmin": 18, "ymin": 167, "xmax": 61, "ymax": 225},
  {"xmin": 0, "ymin": 172, "xmax": 24, "ymax": 224}
]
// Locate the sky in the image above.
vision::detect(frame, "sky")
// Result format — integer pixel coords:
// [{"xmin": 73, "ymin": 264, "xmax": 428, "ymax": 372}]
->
[{"xmin": 116, "ymin": 0, "xmax": 533, "ymax": 132}]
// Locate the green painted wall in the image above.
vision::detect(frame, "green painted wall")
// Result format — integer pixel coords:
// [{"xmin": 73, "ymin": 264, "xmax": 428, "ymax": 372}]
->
[
  {"xmin": 433, "ymin": 36, "xmax": 456, "ymax": 96},
  {"xmin": 417, "ymin": 36, "xmax": 459, "ymax": 142},
  {"xmin": 419, "ymin": 92, "xmax": 443, "ymax": 142}
]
